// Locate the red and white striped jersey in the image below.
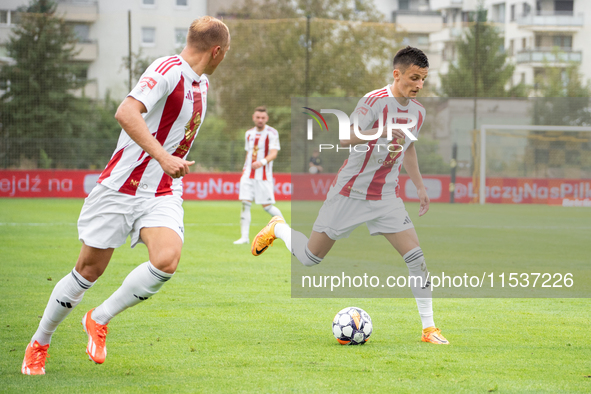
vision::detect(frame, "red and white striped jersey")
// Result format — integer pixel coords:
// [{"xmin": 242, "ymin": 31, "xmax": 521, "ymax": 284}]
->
[
  {"xmin": 241, "ymin": 125, "xmax": 281, "ymax": 181},
  {"xmin": 98, "ymin": 55, "xmax": 208, "ymax": 198},
  {"xmin": 327, "ymin": 85, "xmax": 426, "ymax": 201}
]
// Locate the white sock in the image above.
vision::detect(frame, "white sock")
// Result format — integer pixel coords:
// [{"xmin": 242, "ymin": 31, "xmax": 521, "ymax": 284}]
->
[
  {"xmin": 239, "ymin": 201, "xmax": 252, "ymax": 240},
  {"xmin": 274, "ymin": 223, "xmax": 321, "ymax": 267},
  {"xmin": 403, "ymin": 247, "xmax": 435, "ymax": 329},
  {"xmin": 92, "ymin": 262, "xmax": 173, "ymax": 325},
  {"xmin": 32, "ymin": 269, "xmax": 94, "ymax": 345},
  {"xmin": 264, "ymin": 204, "xmax": 284, "ymax": 220},
  {"xmin": 274, "ymin": 223, "xmax": 291, "ymax": 251}
]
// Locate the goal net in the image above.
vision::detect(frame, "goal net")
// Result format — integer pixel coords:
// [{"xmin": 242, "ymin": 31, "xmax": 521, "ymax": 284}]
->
[{"xmin": 476, "ymin": 124, "xmax": 591, "ymax": 205}]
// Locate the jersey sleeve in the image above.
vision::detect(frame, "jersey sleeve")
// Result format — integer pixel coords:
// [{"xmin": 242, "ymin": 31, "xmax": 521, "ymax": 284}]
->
[
  {"xmin": 128, "ymin": 58, "xmax": 176, "ymax": 113},
  {"xmin": 269, "ymin": 129, "xmax": 280, "ymax": 151},
  {"xmin": 350, "ymin": 96, "xmax": 381, "ymax": 131},
  {"xmin": 244, "ymin": 132, "xmax": 249, "ymax": 151},
  {"xmin": 415, "ymin": 106, "xmax": 426, "ymax": 139}
]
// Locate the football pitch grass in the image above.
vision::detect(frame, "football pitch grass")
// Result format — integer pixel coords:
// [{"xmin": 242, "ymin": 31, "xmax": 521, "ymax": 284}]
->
[{"xmin": 1, "ymin": 199, "xmax": 590, "ymax": 393}]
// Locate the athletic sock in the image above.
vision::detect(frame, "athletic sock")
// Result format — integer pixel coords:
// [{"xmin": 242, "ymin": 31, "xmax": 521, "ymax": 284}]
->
[
  {"xmin": 274, "ymin": 222, "xmax": 291, "ymax": 251},
  {"xmin": 274, "ymin": 223, "xmax": 321, "ymax": 266},
  {"xmin": 263, "ymin": 204, "xmax": 284, "ymax": 220},
  {"xmin": 403, "ymin": 247, "xmax": 435, "ymax": 329},
  {"xmin": 92, "ymin": 262, "xmax": 173, "ymax": 325},
  {"xmin": 32, "ymin": 269, "xmax": 95, "ymax": 346},
  {"xmin": 239, "ymin": 201, "xmax": 252, "ymax": 240}
]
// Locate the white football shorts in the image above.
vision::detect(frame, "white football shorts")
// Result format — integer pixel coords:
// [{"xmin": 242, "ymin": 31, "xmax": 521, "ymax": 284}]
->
[
  {"xmin": 238, "ymin": 177, "xmax": 276, "ymax": 205},
  {"xmin": 78, "ymin": 184, "xmax": 184, "ymax": 249},
  {"xmin": 312, "ymin": 193, "xmax": 414, "ymax": 240}
]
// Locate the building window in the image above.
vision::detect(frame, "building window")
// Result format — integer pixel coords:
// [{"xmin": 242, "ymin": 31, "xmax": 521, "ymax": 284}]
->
[
  {"xmin": 521, "ymin": 72, "xmax": 526, "ymax": 84},
  {"xmin": 141, "ymin": 27, "xmax": 156, "ymax": 46},
  {"xmin": 72, "ymin": 24, "xmax": 90, "ymax": 42},
  {"xmin": 176, "ymin": 0, "xmax": 188, "ymax": 6},
  {"xmin": 553, "ymin": 35, "xmax": 572, "ymax": 49},
  {"xmin": 398, "ymin": 0, "xmax": 409, "ymax": 11},
  {"xmin": 417, "ymin": 35, "xmax": 429, "ymax": 46},
  {"xmin": 142, "ymin": 0, "xmax": 155, "ymax": 6},
  {"xmin": 523, "ymin": 3, "xmax": 531, "ymax": 17},
  {"xmin": 510, "ymin": 4, "xmax": 515, "ymax": 21},
  {"xmin": 175, "ymin": 28, "xmax": 187, "ymax": 47},
  {"xmin": 0, "ymin": 10, "xmax": 20, "ymax": 25},
  {"xmin": 493, "ymin": 3, "xmax": 506, "ymax": 23},
  {"xmin": 509, "ymin": 39, "xmax": 514, "ymax": 56},
  {"xmin": 522, "ymin": 37, "xmax": 527, "ymax": 50},
  {"xmin": 555, "ymin": 0, "xmax": 574, "ymax": 14}
]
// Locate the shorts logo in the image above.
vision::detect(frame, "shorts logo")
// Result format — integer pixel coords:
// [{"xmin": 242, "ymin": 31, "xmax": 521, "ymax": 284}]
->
[{"xmin": 138, "ymin": 77, "xmax": 157, "ymax": 95}]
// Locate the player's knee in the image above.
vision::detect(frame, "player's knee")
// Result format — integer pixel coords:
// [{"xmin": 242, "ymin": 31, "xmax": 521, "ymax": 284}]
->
[
  {"xmin": 75, "ymin": 263, "xmax": 107, "ymax": 283},
  {"xmin": 150, "ymin": 248, "xmax": 181, "ymax": 274}
]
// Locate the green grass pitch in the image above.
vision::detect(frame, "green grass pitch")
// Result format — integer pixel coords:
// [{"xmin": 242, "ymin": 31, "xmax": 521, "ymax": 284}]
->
[{"xmin": 1, "ymin": 199, "xmax": 590, "ymax": 393}]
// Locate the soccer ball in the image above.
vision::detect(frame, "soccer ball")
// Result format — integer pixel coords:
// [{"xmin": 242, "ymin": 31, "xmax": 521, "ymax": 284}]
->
[{"xmin": 332, "ymin": 307, "xmax": 372, "ymax": 345}]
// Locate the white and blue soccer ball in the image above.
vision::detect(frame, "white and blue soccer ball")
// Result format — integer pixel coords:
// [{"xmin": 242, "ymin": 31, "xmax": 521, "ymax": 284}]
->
[{"xmin": 332, "ymin": 307, "xmax": 372, "ymax": 345}]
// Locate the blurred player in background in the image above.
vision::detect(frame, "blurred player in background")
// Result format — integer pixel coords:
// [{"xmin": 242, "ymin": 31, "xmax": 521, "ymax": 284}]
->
[
  {"xmin": 233, "ymin": 106, "xmax": 284, "ymax": 245},
  {"xmin": 309, "ymin": 149, "xmax": 323, "ymax": 174},
  {"xmin": 21, "ymin": 16, "xmax": 230, "ymax": 375},
  {"xmin": 252, "ymin": 46, "xmax": 449, "ymax": 345}
]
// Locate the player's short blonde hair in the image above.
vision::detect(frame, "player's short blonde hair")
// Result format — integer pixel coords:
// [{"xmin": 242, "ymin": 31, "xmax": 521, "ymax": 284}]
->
[{"xmin": 187, "ymin": 16, "xmax": 230, "ymax": 52}]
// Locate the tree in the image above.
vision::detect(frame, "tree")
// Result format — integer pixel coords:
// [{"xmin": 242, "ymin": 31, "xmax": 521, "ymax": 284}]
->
[
  {"xmin": 440, "ymin": 11, "xmax": 528, "ymax": 98},
  {"xmin": 210, "ymin": 0, "xmax": 402, "ymax": 172},
  {"xmin": 0, "ymin": 0, "xmax": 90, "ymax": 168},
  {"xmin": 533, "ymin": 62, "xmax": 591, "ymax": 126},
  {"xmin": 121, "ymin": 48, "xmax": 155, "ymax": 91}
]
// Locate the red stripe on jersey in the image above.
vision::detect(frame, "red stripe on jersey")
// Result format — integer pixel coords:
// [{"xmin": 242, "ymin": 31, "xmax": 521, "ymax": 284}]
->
[
  {"xmin": 416, "ymin": 110, "xmax": 423, "ymax": 133},
  {"xmin": 262, "ymin": 134, "xmax": 269, "ymax": 181},
  {"xmin": 155, "ymin": 76, "xmax": 185, "ymax": 145},
  {"xmin": 366, "ymin": 108, "xmax": 406, "ymax": 200},
  {"xmin": 161, "ymin": 61, "xmax": 182, "ymax": 75},
  {"xmin": 155, "ymin": 56, "xmax": 178, "ymax": 73},
  {"xmin": 339, "ymin": 140, "xmax": 378, "ymax": 198},
  {"xmin": 118, "ymin": 155, "xmax": 152, "ymax": 195},
  {"xmin": 411, "ymin": 99, "xmax": 424, "ymax": 108},
  {"xmin": 365, "ymin": 89, "xmax": 388, "ymax": 107},
  {"xmin": 98, "ymin": 146, "xmax": 125, "ymax": 183},
  {"xmin": 332, "ymin": 159, "xmax": 348, "ymax": 188},
  {"xmin": 250, "ymin": 134, "xmax": 261, "ymax": 179},
  {"xmin": 156, "ymin": 172, "xmax": 173, "ymax": 197},
  {"xmin": 158, "ymin": 81, "xmax": 204, "ymax": 196},
  {"xmin": 119, "ymin": 77, "xmax": 185, "ymax": 196}
]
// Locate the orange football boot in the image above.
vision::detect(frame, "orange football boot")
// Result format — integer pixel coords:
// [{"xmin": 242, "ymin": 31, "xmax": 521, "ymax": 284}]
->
[
  {"xmin": 251, "ymin": 216, "xmax": 285, "ymax": 256},
  {"xmin": 422, "ymin": 327, "xmax": 449, "ymax": 344},
  {"xmin": 21, "ymin": 340, "xmax": 50, "ymax": 375},
  {"xmin": 82, "ymin": 309, "xmax": 109, "ymax": 364}
]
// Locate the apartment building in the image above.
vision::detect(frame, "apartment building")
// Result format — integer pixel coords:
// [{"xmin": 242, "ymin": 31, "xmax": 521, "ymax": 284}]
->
[
  {"xmin": 429, "ymin": 0, "xmax": 590, "ymax": 92},
  {"xmin": 0, "ymin": 0, "xmax": 206, "ymax": 100}
]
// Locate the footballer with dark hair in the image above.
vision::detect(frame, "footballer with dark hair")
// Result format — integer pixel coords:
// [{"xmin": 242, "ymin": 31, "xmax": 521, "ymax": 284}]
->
[{"xmin": 252, "ymin": 46, "xmax": 449, "ymax": 345}]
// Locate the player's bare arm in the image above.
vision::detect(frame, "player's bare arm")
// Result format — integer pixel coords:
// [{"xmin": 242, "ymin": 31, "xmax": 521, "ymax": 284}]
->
[
  {"xmin": 252, "ymin": 148, "xmax": 278, "ymax": 170},
  {"xmin": 115, "ymin": 97, "xmax": 195, "ymax": 179},
  {"xmin": 403, "ymin": 142, "xmax": 429, "ymax": 216}
]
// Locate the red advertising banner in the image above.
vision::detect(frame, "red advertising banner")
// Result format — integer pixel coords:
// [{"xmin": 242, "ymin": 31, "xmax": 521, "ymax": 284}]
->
[
  {"xmin": 0, "ymin": 170, "xmax": 291, "ymax": 200},
  {"xmin": 1, "ymin": 170, "xmax": 589, "ymax": 205}
]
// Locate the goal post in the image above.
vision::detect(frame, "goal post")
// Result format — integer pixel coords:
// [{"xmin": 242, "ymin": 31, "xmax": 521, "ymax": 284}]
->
[{"xmin": 479, "ymin": 124, "xmax": 591, "ymax": 204}]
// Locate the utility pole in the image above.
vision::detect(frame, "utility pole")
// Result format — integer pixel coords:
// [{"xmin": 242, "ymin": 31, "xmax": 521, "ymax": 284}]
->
[
  {"xmin": 303, "ymin": 14, "xmax": 311, "ymax": 173},
  {"xmin": 128, "ymin": 10, "xmax": 132, "ymax": 92}
]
